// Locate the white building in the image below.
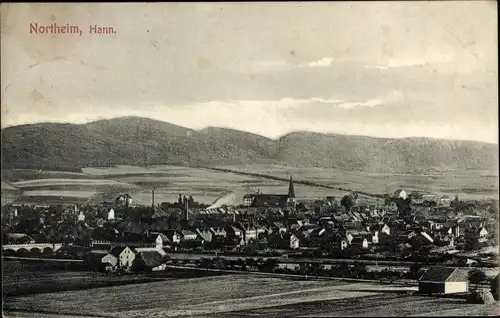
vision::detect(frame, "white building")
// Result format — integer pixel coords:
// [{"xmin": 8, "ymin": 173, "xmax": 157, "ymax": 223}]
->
[
  {"xmin": 108, "ymin": 208, "xmax": 115, "ymax": 220},
  {"xmin": 419, "ymin": 267, "xmax": 468, "ymax": 295},
  {"xmin": 243, "ymin": 194, "xmax": 255, "ymax": 206},
  {"xmin": 117, "ymin": 247, "xmax": 137, "ymax": 271},
  {"xmin": 381, "ymin": 224, "xmax": 391, "ymax": 235},
  {"xmin": 290, "ymin": 234, "xmax": 300, "ymax": 249},
  {"xmin": 77, "ymin": 211, "xmax": 85, "ymax": 222}
]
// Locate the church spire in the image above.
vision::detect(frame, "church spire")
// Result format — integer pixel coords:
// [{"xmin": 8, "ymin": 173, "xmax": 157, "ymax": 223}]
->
[{"xmin": 288, "ymin": 175, "xmax": 295, "ymax": 198}]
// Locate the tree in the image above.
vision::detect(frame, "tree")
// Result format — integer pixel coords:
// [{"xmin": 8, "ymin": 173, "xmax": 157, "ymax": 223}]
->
[
  {"xmin": 394, "ymin": 197, "xmax": 411, "ymax": 217},
  {"xmin": 463, "ymin": 232, "xmax": 480, "ymax": 251},
  {"xmin": 341, "ymin": 195, "xmax": 354, "ymax": 213},
  {"xmin": 466, "ymin": 289, "xmax": 495, "ymax": 304},
  {"xmin": 188, "ymin": 196, "xmax": 195, "ymax": 206},
  {"xmin": 468, "ymin": 268, "xmax": 487, "ymax": 289}
]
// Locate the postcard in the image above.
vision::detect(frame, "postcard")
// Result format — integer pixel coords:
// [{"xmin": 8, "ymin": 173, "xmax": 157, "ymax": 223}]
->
[{"xmin": 1, "ymin": 2, "xmax": 498, "ymax": 317}]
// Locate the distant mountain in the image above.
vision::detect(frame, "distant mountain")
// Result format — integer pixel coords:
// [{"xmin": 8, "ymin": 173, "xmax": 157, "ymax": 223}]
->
[
  {"xmin": 1, "ymin": 116, "xmax": 498, "ymax": 173},
  {"xmin": 275, "ymin": 132, "xmax": 498, "ymax": 173}
]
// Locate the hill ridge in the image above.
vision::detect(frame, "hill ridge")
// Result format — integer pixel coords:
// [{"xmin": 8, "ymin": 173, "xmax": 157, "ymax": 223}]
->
[{"xmin": 1, "ymin": 116, "xmax": 498, "ymax": 173}]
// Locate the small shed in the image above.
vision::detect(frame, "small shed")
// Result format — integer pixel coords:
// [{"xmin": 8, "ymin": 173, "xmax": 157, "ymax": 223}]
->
[{"xmin": 418, "ymin": 266, "xmax": 468, "ymax": 295}]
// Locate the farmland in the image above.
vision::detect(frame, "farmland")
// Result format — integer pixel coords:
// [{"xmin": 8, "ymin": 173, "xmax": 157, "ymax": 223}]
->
[
  {"xmin": 2, "ymin": 260, "xmax": 225, "ymax": 299},
  {"xmin": 2, "ymin": 260, "xmax": 164, "ymax": 298},
  {"xmin": 217, "ymin": 165, "xmax": 499, "ymax": 201},
  {"xmin": 3, "ymin": 270, "xmax": 498, "ymax": 317},
  {"xmin": 1, "ymin": 164, "xmax": 498, "ymax": 206}
]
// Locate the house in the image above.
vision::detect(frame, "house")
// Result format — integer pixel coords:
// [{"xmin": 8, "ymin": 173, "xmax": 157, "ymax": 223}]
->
[
  {"xmin": 111, "ymin": 246, "xmax": 137, "ymax": 271},
  {"xmin": 418, "ymin": 267, "xmax": 469, "ymax": 295},
  {"xmin": 345, "ymin": 232, "xmax": 354, "ymax": 244},
  {"xmin": 339, "ymin": 239, "xmax": 349, "ymax": 250},
  {"xmin": 394, "ymin": 189, "xmax": 408, "ymax": 200},
  {"xmin": 196, "ymin": 228, "xmax": 214, "ymax": 244},
  {"xmin": 351, "ymin": 236, "xmax": 369, "ymax": 249},
  {"xmin": 244, "ymin": 226, "xmax": 267, "ymax": 242},
  {"xmin": 107, "ymin": 208, "xmax": 115, "ymax": 220},
  {"xmin": 479, "ymin": 227, "xmax": 489, "ymax": 242},
  {"xmin": 439, "ymin": 196, "xmax": 452, "ymax": 207},
  {"xmin": 153, "ymin": 233, "xmax": 171, "ymax": 248},
  {"xmin": 446, "ymin": 224, "xmax": 461, "ymax": 238},
  {"xmin": 134, "ymin": 249, "xmax": 166, "ymax": 272},
  {"xmin": 250, "ymin": 194, "xmax": 290, "ymax": 208},
  {"xmin": 84, "ymin": 250, "xmax": 118, "ymax": 272},
  {"xmin": 420, "ymin": 231, "xmax": 434, "ymax": 244},
  {"xmin": 352, "ymin": 212, "xmax": 362, "ymax": 222},
  {"xmin": 340, "ymin": 214, "xmax": 351, "ymax": 222},
  {"xmin": 164, "ymin": 230, "xmax": 181, "ymax": 244},
  {"xmin": 243, "ymin": 194, "xmax": 256, "ymax": 206},
  {"xmin": 422, "ymin": 194, "xmax": 436, "ymax": 202},
  {"xmin": 228, "ymin": 225, "xmax": 243, "ymax": 238},
  {"xmin": 410, "ymin": 191, "xmax": 424, "ymax": 204},
  {"xmin": 249, "ymin": 176, "xmax": 296, "ymax": 209},
  {"xmin": 290, "ymin": 233, "xmax": 300, "ymax": 249},
  {"xmin": 209, "ymin": 227, "xmax": 227, "ymax": 238},
  {"xmin": 342, "ymin": 222, "xmax": 364, "ymax": 236},
  {"xmin": 333, "ymin": 215, "xmax": 344, "ymax": 223},
  {"xmin": 135, "ymin": 247, "xmax": 167, "ymax": 257},
  {"xmin": 181, "ymin": 230, "xmax": 198, "ymax": 241},
  {"xmin": 381, "ymin": 224, "xmax": 391, "ymax": 235},
  {"xmin": 77, "ymin": 211, "xmax": 85, "ymax": 222},
  {"xmin": 369, "ymin": 209, "xmax": 381, "ymax": 218}
]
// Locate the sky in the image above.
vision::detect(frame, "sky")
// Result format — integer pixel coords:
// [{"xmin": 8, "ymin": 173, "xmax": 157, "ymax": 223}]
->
[{"xmin": 1, "ymin": 2, "xmax": 498, "ymax": 143}]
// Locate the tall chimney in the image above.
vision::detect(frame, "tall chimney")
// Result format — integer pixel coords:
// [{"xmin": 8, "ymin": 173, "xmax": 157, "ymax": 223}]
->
[{"xmin": 152, "ymin": 189, "xmax": 155, "ymax": 212}]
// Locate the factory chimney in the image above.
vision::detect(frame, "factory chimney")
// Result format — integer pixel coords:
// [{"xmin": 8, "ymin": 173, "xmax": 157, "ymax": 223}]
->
[
  {"xmin": 152, "ymin": 188, "xmax": 155, "ymax": 213},
  {"xmin": 184, "ymin": 196, "xmax": 189, "ymax": 221}
]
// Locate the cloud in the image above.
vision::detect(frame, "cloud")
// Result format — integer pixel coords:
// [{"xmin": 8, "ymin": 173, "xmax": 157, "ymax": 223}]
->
[
  {"xmin": 337, "ymin": 90, "xmax": 404, "ymax": 109},
  {"xmin": 365, "ymin": 48, "xmax": 455, "ymax": 70},
  {"xmin": 250, "ymin": 56, "xmax": 338, "ymax": 73},
  {"xmin": 338, "ymin": 99, "xmax": 383, "ymax": 109},
  {"xmin": 305, "ymin": 57, "xmax": 334, "ymax": 67}
]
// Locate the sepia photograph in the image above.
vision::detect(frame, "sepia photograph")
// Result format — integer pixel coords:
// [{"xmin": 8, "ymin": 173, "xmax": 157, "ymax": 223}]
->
[{"xmin": 1, "ymin": 2, "xmax": 499, "ymax": 317}]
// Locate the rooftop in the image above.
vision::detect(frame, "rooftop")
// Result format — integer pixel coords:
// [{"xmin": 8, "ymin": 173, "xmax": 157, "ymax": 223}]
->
[{"xmin": 419, "ymin": 266, "xmax": 468, "ymax": 283}]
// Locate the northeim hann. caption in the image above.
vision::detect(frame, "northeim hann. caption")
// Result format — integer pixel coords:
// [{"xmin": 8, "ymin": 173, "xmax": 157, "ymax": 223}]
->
[{"xmin": 30, "ymin": 23, "xmax": 116, "ymax": 36}]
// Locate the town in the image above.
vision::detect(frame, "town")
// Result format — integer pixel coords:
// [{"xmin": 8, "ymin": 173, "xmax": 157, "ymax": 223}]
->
[{"xmin": 2, "ymin": 176, "xmax": 499, "ymax": 303}]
